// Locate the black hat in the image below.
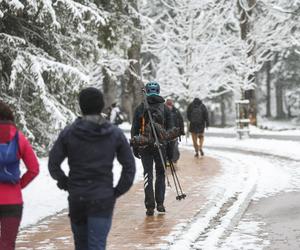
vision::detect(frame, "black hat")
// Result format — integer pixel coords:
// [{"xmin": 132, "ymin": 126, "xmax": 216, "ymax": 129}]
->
[{"xmin": 79, "ymin": 87, "xmax": 104, "ymax": 115}]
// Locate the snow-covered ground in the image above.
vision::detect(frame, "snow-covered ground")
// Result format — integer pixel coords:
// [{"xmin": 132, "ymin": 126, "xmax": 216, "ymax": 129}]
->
[
  {"xmin": 20, "ymin": 122, "xmax": 300, "ymax": 240},
  {"xmin": 164, "ymin": 133, "xmax": 300, "ymax": 249},
  {"xmin": 206, "ymin": 125, "xmax": 300, "ymax": 136}
]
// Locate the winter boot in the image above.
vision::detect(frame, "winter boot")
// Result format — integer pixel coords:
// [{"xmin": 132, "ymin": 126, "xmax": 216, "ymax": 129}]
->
[
  {"xmin": 200, "ymin": 149, "xmax": 204, "ymax": 156},
  {"xmin": 157, "ymin": 204, "xmax": 166, "ymax": 213},
  {"xmin": 146, "ymin": 208, "xmax": 154, "ymax": 216},
  {"xmin": 194, "ymin": 151, "xmax": 199, "ymax": 158}
]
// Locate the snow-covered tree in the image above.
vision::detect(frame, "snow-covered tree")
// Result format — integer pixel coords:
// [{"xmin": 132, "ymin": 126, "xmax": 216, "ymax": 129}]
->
[
  {"xmin": 0, "ymin": 0, "xmax": 135, "ymax": 153},
  {"xmin": 140, "ymin": 0, "xmax": 249, "ymax": 105}
]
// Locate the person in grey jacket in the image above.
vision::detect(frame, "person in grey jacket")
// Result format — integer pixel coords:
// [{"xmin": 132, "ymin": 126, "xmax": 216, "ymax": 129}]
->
[{"xmin": 48, "ymin": 87, "xmax": 136, "ymax": 250}]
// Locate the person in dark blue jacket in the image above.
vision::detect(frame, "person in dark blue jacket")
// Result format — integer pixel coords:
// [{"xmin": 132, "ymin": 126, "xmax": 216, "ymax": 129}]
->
[{"xmin": 48, "ymin": 87, "xmax": 136, "ymax": 250}]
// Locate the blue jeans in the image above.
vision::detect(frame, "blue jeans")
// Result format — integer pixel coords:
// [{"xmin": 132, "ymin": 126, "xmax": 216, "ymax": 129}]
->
[{"xmin": 71, "ymin": 215, "xmax": 112, "ymax": 250}]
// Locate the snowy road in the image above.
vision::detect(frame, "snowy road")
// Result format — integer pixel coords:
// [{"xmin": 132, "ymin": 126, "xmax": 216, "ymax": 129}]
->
[
  {"xmin": 220, "ymin": 152, "xmax": 300, "ymax": 250},
  {"xmin": 17, "ymin": 127, "xmax": 300, "ymax": 249},
  {"xmin": 168, "ymin": 146, "xmax": 300, "ymax": 250}
]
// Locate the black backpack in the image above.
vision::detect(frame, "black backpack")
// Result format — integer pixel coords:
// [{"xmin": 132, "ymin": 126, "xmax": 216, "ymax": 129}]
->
[
  {"xmin": 190, "ymin": 104, "xmax": 205, "ymax": 124},
  {"xmin": 143, "ymin": 103, "xmax": 165, "ymax": 126}
]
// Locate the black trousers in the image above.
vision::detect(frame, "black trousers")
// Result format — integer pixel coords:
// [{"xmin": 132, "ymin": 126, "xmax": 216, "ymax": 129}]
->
[
  {"xmin": 167, "ymin": 139, "xmax": 180, "ymax": 163},
  {"xmin": 140, "ymin": 146, "xmax": 166, "ymax": 209}
]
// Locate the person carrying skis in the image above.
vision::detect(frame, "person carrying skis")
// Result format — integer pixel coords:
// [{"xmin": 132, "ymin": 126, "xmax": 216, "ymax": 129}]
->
[
  {"xmin": 0, "ymin": 101, "xmax": 39, "ymax": 250},
  {"xmin": 131, "ymin": 81, "xmax": 173, "ymax": 216},
  {"xmin": 48, "ymin": 87, "xmax": 136, "ymax": 250},
  {"xmin": 187, "ymin": 98, "xmax": 209, "ymax": 157},
  {"xmin": 165, "ymin": 98, "xmax": 185, "ymax": 165}
]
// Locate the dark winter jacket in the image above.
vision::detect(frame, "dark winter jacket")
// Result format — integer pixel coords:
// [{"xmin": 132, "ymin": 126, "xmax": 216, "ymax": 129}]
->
[
  {"xmin": 187, "ymin": 99, "xmax": 209, "ymax": 133},
  {"xmin": 131, "ymin": 95, "xmax": 173, "ymax": 138},
  {"xmin": 169, "ymin": 107, "xmax": 185, "ymax": 135},
  {"xmin": 48, "ymin": 115, "xmax": 136, "ymax": 202}
]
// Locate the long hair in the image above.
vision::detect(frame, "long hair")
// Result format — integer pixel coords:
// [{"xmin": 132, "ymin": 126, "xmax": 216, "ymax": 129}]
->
[{"xmin": 0, "ymin": 100, "xmax": 15, "ymax": 121}]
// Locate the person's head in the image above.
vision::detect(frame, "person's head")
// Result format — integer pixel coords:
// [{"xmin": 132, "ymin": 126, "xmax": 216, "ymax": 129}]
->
[
  {"xmin": 193, "ymin": 98, "xmax": 201, "ymax": 105},
  {"xmin": 79, "ymin": 87, "xmax": 105, "ymax": 115},
  {"xmin": 145, "ymin": 81, "xmax": 160, "ymax": 96},
  {"xmin": 0, "ymin": 100, "xmax": 14, "ymax": 122},
  {"xmin": 166, "ymin": 98, "xmax": 173, "ymax": 109}
]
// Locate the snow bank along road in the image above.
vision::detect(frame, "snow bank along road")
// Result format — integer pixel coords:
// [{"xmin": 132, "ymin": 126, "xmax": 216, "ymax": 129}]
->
[
  {"xmin": 167, "ymin": 148, "xmax": 258, "ymax": 249},
  {"xmin": 166, "ymin": 144, "xmax": 300, "ymax": 250},
  {"xmin": 16, "ymin": 139, "xmax": 300, "ymax": 249}
]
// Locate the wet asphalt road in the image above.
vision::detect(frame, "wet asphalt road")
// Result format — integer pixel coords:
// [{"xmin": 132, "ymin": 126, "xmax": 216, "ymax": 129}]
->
[{"xmin": 247, "ymin": 192, "xmax": 300, "ymax": 250}]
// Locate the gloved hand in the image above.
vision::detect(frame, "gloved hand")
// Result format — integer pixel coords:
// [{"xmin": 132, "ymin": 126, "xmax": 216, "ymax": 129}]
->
[
  {"xmin": 133, "ymin": 146, "xmax": 141, "ymax": 159},
  {"xmin": 57, "ymin": 176, "xmax": 69, "ymax": 191}
]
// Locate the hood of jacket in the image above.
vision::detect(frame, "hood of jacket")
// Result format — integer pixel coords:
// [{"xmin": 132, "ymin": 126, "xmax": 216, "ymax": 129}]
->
[
  {"xmin": 193, "ymin": 98, "xmax": 202, "ymax": 106},
  {"xmin": 71, "ymin": 115, "xmax": 114, "ymax": 141}
]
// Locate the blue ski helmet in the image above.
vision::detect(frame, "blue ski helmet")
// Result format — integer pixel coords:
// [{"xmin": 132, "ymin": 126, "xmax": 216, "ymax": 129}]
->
[{"xmin": 145, "ymin": 81, "xmax": 160, "ymax": 96}]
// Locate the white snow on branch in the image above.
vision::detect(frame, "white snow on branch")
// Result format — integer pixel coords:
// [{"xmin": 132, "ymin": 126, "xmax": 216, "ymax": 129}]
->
[
  {"xmin": 3, "ymin": 0, "xmax": 24, "ymax": 11},
  {"xmin": 54, "ymin": 0, "xmax": 107, "ymax": 27}
]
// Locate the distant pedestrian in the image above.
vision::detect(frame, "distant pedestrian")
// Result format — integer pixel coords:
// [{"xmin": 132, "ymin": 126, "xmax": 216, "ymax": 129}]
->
[
  {"xmin": 48, "ymin": 87, "xmax": 136, "ymax": 250},
  {"xmin": 165, "ymin": 98, "xmax": 185, "ymax": 164},
  {"xmin": 110, "ymin": 103, "xmax": 124, "ymax": 126},
  {"xmin": 187, "ymin": 98, "xmax": 209, "ymax": 157},
  {"xmin": 0, "ymin": 101, "xmax": 39, "ymax": 250}
]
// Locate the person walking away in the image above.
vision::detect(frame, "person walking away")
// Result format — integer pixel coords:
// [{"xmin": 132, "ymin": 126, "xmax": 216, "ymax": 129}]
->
[
  {"xmin": 109, "ymin": 103, "xmax": 124, "ymax": 126},
  {"xmin": 187, "ymin": 98, "xmax": 209, "ymax": 157},
  {"xmin": 0, "ymin": 101, "xmax": 39, "ymax": 250},
  {"xmin": 165, "ymin": 98, "xmax": 185, "ymax": 165},
  {"xmin": 48, "ymin": 87, "xmax": 136, "ymax": 250},
  {"xmin": 131, "ymin": 81, "xmax": 173, "ymax": 216}
]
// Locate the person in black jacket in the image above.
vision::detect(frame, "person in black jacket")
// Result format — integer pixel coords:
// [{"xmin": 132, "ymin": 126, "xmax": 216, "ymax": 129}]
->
[
  {"xmin": 187, "ymin": 98, "xmax": 209, "ymax": 157},
  {"xmin": 131, "ymin": 81, "xmax": 172, "ymax": 216},
  {"xmin": 48, "ymin": 87, "xmax": 136, "ymax": 250},
  {"xmin": 165, "ymin": 98, "xmax": 185, "ymax": 164}
]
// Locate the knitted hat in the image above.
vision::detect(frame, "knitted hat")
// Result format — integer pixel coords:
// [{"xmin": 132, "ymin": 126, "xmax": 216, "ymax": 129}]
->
[{"xmin": 79, "ymin": 87, "xmax": 104, "ymax": 115}]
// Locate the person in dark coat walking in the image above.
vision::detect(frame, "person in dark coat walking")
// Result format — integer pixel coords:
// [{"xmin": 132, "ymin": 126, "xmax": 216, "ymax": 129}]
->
[
  {"xmin": 131, "ymin": 81, "xmax": 173, "ymax": 216},
  {"xmin": 48, "ymin": 87, "xmax": 136, "ymax": 250},
  {"xmin": 187, "ymin": 98, "xmax": 209, "ymax": 157},
  {"xmin": 165, "ymin": 98, "xmax": 185, "ymax": 165}
]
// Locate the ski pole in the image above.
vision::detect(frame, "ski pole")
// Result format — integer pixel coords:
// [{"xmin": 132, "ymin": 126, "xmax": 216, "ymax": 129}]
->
[
  {"xmin": 169, "ymin": 161, "xmax": 186, "ymax": 200},
  {"xmin": 167, "ymin": 157, "xmax": 181, "ymax": 198}
]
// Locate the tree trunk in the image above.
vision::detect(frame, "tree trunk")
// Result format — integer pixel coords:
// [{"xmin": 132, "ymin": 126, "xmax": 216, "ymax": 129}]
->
[
  {"xmin": 275, "ymin": 82, "xmax": 285, "ymax": 119},
  {"xmin": 102, "ymin": 67, "xmax": 117, "ymax": 108},
  {"xmin": 121, "ymin": 69, "xmax": 134, "ymax": 122},
  {"xmin": 238, "ymin": 0, "xmax": 257, "ymax": 126},
  {"xmin": 265, "ymin": 60, "xmax": 271, "ymax": 117},
  {"xmin": 126, "ymin": 0, "xmax": 142, "ymax": 120},
  {"xmin": 220, "ymin": 95, "xmax": 226, "ymax": 127}
]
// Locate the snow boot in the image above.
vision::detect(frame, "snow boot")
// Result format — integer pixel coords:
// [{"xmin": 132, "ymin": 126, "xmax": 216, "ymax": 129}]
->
[
  {"xmin": 200, "ymin": 149, "xmax": 204, "ymax": 156},
  {"xmin": 146, "ymin": 208, "xmax": 154, "ymax": 216},
  {"xmin": 157, "ymin": 204, "xmax": 166, "ymax": 213}
]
